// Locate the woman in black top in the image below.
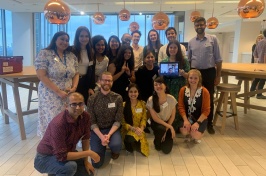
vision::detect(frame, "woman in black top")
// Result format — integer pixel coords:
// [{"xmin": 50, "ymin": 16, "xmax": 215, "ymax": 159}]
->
[{"xmin": 107, "ymin": 35, "xmax": 121, "ymax": 64}]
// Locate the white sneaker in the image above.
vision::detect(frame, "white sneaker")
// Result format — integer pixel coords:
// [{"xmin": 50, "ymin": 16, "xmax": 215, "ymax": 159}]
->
[
  {"xmin": 184, "ymin": 134, "xmax": 191, "ymax": 142},
  {"xmin": 194, "ymin": 139, "xmax": 201, "ymax": 144}
]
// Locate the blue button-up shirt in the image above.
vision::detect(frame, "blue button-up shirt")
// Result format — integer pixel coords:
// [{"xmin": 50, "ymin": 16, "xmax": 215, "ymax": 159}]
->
[{"xmin": 188, "ymin": 34, "xmax": 222, "ymax": 69}]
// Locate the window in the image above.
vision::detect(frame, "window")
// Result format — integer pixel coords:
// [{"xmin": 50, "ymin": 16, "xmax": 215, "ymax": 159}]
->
[
  {"xmin": 5, "ymin": 10, "xmax": 12, "ymax": 56},
  {"xmin": 0, "ymin": 10, "xmax": 3, "ymax": 56}
]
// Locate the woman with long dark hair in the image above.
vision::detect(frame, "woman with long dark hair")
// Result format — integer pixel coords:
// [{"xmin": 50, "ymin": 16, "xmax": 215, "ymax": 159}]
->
[
  {"xmin": 35, "ymin": 31, "xmax": 79, "ymax": 138},
  {"xmin": 108, "ymin": 44, "xmax": 135, "ymax": 101},
  {"xmin": 107, "ymin": 35, "xmax": 121, "ymax": 64},
  {"xmin": 72, "ymin": 26, "xmax": 95, "ymax": 103},
  {"xmin": 121, "ymin": 83, "xmax": 149, "ymax": 156},
  {"xmin": 146, "ymin": 77, "xmax": 177, "ymax": 154}
]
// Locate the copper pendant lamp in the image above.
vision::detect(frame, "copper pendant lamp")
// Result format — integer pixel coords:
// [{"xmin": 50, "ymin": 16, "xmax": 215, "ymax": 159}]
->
[
  {"xmin": 237, "ymin": 0, "xmax": 265, "ymax": 18},
  {"xmin": 207, "ymin": 0, "xmax": 219, "ymax": 29},
  {"xmin": 119, "ymin": 0, "xmax": 130, "ymax": 21},
  {"xmin": 152, "ymin": 2, "xmax": 169, "ymax": 30},
  {"xmin": 44, "ymin": 0, "xmax": 71, "ymax": 24},
  {"xmin": 93, "ymin": 4, "xmax": 105, "ymax": 25},
  {"xmin": 190, "ymin": 1, "xmax": 201, "ymax": 22}
]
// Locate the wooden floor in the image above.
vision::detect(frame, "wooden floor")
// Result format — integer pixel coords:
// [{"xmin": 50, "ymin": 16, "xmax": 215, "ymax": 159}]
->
[{"xmin": 1, "ymin": 77, "xmax": 266, "ymax": 176}]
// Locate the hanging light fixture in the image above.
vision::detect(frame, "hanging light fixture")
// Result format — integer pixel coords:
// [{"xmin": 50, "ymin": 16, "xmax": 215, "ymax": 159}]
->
[
  {"xmin": 93, "ymin": 4, "xmax": 105, "ymax": 25},
  {"xmin": 237, "ymin": 0, "xmax": 265, "ymax": 18},
  {"xmin": 190, "ymin": 1, "xmax": 201, "ymax": 22},
  {"xmin": 129, "ymin": 0, "xmax": 140, "ymax": 32},
  {"xmin": 44, "ymin": 0, "xmax": 71, "ymax": 24},
  {"xmin": 152, "ymin": 1, "xmax": 169, "ymax": 30},
  {"xmin": 207, "ymin": 0, "xmax": 219, "ymax": 29},
  {"xmin": 119, "ymin": 0, "xmax": 130, "ymax": 21}
]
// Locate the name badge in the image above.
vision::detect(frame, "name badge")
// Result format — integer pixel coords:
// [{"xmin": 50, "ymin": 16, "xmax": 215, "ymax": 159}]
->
[
  {"xmin": 161, "ymin": 102, "xmax": 168, "ymax": 109},
  {"xmin": 135, "ymin": 108, "xmax": 143, "ymax": 113},
  {"xmin": 152, "ymin": 74, "xmax": 157, "ymax": 80},
  {"xmin": 108, "ymin": 103, "xmax": 115, "ymax": 108},
  {"xmin": 89, "ymin": 61, "xmax": 94, "ymax": 66}
]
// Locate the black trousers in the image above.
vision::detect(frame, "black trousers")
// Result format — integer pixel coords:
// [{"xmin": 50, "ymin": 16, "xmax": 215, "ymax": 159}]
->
[
  {"xmin": 195, "ymin": 67, "xmax": 216, "ymax": 126},
  {"xmin": 151, "ymin": 120, "xmax": 173, "ymax": 154},
  {"xmin": 250, "ymin": 78, "xmax": 266, "ymax": 96}
]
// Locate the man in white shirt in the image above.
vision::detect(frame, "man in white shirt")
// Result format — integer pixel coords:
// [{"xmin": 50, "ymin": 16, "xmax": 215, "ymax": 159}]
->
[
  {"xmin": 158, "ymin": 27, "xmax": 186, "ymax": 64},
  {"xmin": 131, "ymin": 30, "xmax": 144, "ymax": 71}
]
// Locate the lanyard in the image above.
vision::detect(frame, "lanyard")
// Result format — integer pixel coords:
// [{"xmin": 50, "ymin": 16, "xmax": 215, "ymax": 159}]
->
[{"xmin": 55, "ymin": 50, "xmax": 67, "ymax": 78}]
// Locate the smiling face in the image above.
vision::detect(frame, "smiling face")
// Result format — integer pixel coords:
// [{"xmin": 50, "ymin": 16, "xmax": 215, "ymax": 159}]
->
[
  {"xmin": 154, "ymin": 81, "xmax": 166, "ymax": 94},
  {"xmin": 144, "ymin": 52, "xmax": 155, "ymax": 66},
  {"xmin": 188, "ymin": 71, "xmax": 200, "ymax": 87},
  {"xmin": 55, "ymin": 34, "xmax": 69, "ymax": 52},
  {"xmin": 110, "ymin": 37, "xmax": 119, "ymax": 50},
  {"xmin": 95, "ymin": 40, "xmax": 105, "ymax": 54},
  {"xmin": 166, "ymin": 29, "xmax": 176, "ymax": 42},
  {"xmin": 124, "ymin": 49, "xmax": 132, "ymax": 60},
  {"xmin": 128, "ymin": 86, "xmax": 139, "ymax": 100},
  {"xmin": 67, "ymin": 93, "xmax": 85, "ymax": 119},
  {"xmin": 149, "ymin": 31, "xmax": 158, "ymax": 42},
  {"xmin": 132, "ymin": 32, "xmax": 141, "ymax": 45},
  {"xmin": 194, "ymin": 21, "xmax": 206, "ymax": 35},
  {"xmin": 100, "ymin": 74, "xmax": 113, "ymax": 92},
  {"xmin": 79, "ymin": 30, "xmax": 89, "ymax": 47},
  {"xmin": 168, "ymin": 43, "xmax": 178, "ymax": 56}
]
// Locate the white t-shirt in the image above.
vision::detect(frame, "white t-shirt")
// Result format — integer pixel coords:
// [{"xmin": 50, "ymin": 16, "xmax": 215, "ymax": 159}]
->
[
  {"xmin": 146, "ymin": 94, "xmax": 177, "ymax": 122},
  {"xmin": 95, "ymin": 55, "xmax": 109, "ymax": 81}
]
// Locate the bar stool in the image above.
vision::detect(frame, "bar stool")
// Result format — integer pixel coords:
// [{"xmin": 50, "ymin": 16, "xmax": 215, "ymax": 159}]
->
[
  {"xmin": 27, "ymin": 82, "xmax": 39, "ymax": 110},
  {"xmin": 235, "ymin": 76, "xmax": 253, "ymax": 114},
  {"xmin": 213, "ymin": 83, "xmax": 241, "ymax": 134}
]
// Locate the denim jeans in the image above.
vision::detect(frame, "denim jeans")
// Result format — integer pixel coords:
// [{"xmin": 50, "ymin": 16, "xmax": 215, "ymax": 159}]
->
[
  {"xmin": 34, "ymin": 153, "xmax": 93, "ymax": 176},
  {"xmin": 90, "ymin": 128, "xmax": 122, "ymax": 168}
]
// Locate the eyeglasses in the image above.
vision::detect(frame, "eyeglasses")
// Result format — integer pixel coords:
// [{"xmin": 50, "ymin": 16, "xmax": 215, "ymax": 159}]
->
[
  {"xmin": 154, "ymin": 83, "xmax": 163, "ymax": 87},
  {"xmin": 101, "ymin": 79, "xmax": 113, "ymax": 83},
  {"xmin": 194, "ymin": 23, "xmax": 205, "ymax": 28},
  {"xmin": 69, "ymin": 102, "xmax": 85, "ymax": 108}
]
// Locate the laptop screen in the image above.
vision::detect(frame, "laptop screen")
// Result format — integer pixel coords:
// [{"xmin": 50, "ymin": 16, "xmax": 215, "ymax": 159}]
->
[{"xmin": 159, "ymin": 62, "xmax": 179, "ymax": 77}]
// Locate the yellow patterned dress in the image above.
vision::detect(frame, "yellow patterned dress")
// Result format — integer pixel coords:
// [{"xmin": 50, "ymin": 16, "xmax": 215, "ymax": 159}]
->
[{"xmin": 121, "ymin": 100, "xmax": 149, "ymax": 156}]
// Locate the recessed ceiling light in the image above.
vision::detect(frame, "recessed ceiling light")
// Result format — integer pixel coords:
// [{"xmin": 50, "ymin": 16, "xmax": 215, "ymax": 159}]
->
[
  {"xmin": 164, "ymin": 1, "xmax": 204, "ymax": 5},
  {"xmin": 139, "ymin": 12, "xmax": 142, "ymax": 15},
  {"xmin": 80, "ymin": 11, "xmax": 85, "ymax": 15}
]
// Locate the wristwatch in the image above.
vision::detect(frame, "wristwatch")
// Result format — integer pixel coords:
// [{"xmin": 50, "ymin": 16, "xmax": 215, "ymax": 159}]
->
[{"xmin": 196, "ymin": 121, "xmax": 202, "ymax": 125}]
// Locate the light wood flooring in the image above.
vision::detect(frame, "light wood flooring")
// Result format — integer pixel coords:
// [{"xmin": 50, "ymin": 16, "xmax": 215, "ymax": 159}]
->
[{"xmin": 0, "ymin": 77, "xmax": 266, "ymax": 176}]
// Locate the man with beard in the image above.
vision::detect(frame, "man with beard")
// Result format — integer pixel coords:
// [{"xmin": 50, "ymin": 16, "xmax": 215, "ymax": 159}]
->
[
  {"xmin": 34, "ymin": 92, "xmax": 100, "ymax": 176},
  {"xmin": 87, "ymin": 71, "xmax": 123, "ymax": 168},
  {"xmin": 121, "ymin": 33, "xmax": 132, "ymax": 45},
  {"xmin": 188, "ymin": 17, "xmax": 222, "ymax": 135},
  {"xmin": 158, "ymin": 27, "xmax": 186, "ymax": 64},
  {"xmin": 131, "ymin": 30, "xmax": 144, "ymax": 71}
]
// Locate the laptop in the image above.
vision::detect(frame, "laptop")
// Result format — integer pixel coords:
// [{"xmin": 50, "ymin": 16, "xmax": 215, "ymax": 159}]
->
[{"xmin": 159, "ymin": 62, "xmax": 179, "ymax": 78}]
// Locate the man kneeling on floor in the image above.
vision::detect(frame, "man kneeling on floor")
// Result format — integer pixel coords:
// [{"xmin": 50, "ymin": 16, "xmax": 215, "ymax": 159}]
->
[{"xmin": 34, "ymin": 92, "xmax": 100, "ymax": 176}]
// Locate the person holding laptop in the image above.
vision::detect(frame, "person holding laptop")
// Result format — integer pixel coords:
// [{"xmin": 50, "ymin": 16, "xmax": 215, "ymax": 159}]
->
[{"xmin": 160, "ymin": 40, "xmax": 190, "ymax": 131}]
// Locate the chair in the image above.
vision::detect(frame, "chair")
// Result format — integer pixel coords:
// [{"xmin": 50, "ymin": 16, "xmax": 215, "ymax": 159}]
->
[
  {"xmin": 213, "ymin": 83, "xmax": 241, "ymax": 134},
  {"xmin": 235, "ymin": 76, "xmax": 253, "ymax": 114}
]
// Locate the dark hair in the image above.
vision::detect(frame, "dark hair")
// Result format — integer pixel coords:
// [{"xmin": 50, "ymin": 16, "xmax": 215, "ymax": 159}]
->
[
  {"xmin": 113, "ymin": 44, "xmax": 134, "ymax": 71},
  {"xmin": 45, "ymin": 31, "xmax": 71, "ymax": 51},
  {"xmin": 147, "ymin": 29, "xmax": 162, "ymax": 51},
  {"xmin": 131, "ymin": 30, "xmax": 142, "ymax": 37},
  {"xmin": 263, "ymin": 29, "xmax": 266, "ymax": 38},
  {"xmin": 72, "ymin": 26, "xmax": 94, "ymax": 63},
  {"xmin": 107, "ymin": 35, "xmax": 121, "ymax": 59},
  {"xmin": 152, "ymin": 76, "xmax": 170, "ymax": 113},
  {"xmin": 194, "ymin": 17, "xmax": 206, "ymax": 24},
  {"xmin": 123, "ymin": 83, "xmax": 140, "ymax": 125},
  {"xmin": 92, "ymin": 35, "xmax": 108, "ymax": 56},
  {"xmin": 143, "ymin": 50, "xmax": 155, "ymax": 64},
  {"xmin": 166, "ymin": 40, "xmax": 185, "ymax": 68},
  {"xmin": 165, "ymin": 27, "xmax": 177, "ymax": 37}
]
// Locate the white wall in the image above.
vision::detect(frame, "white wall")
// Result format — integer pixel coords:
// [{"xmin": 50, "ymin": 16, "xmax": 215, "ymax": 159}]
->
[{"xmin": 12, "ymin": 12, "xmax": 34, "ymax": 66}]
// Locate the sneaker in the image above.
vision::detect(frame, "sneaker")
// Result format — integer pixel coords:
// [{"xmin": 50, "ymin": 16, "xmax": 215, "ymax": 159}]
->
[
  {"xmin": 207, "ymin": 125, "xmax": 215, "ymax": 134},
  {"xmin": 194, "ymin": 139, "xmax": 201, "ymax": 144},
  {"xmin": 256, "ymin": 95, "xmax": 266, "ymax": 99},
  {"xmin": 184, "ymin": 134, "xmax": 191, "ymax": 142},
  {"xmin": 111, "ymin": 152, "xmax": 120, "ymax": 160}
]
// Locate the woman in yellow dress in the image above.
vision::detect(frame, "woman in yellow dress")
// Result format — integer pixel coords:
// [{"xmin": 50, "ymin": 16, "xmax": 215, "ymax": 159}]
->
[{"xmin": 121, "ymin": 83, "xmax": 149, "ymax": 156}]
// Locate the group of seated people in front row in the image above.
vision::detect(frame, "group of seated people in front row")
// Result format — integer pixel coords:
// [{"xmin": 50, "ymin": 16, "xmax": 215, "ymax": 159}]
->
[{"xmin": 34, "ymin": 70, "xmax": 210, "ymax": 176}]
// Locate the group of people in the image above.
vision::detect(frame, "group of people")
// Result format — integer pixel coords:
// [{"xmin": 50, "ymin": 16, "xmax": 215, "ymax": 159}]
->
[{"xmin": 33, "ymin": 16, "xmax": 223, "ymax": 176}]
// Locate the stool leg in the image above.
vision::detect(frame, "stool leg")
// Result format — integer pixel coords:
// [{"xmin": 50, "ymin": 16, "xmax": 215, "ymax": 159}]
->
[
  {"xmin": 230, "ymin": 92, "xmax": 239, "ymax": 130},
  {"xmin": 214, "ymin": 92, "xmax": 225, "ymax": 125},
  {"xmin": 221, "ymin": 92, "xmax": 229, "ymax": 135},
  {"xmin": 243, "ymin": 80, "xmax": 250, "ymax": 114},
  {"xmin": 27, "ymin": 82, "xmax": 33, "ymax": 110}
]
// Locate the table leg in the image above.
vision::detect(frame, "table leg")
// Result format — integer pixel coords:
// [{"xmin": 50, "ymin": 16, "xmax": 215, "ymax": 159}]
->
[
  {"xmin": 13, "ymin": 81, "xmax": 26, "ymax": 140},
  {"xmin": 1, "ymin": 82, "xmax": 9, "ymax": 124}
]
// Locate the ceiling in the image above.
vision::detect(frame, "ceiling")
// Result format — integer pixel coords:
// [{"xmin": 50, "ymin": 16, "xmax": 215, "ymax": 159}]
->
[{"xmin": 1, "ymin": 0, "xmax": 266, "ymax": 33}]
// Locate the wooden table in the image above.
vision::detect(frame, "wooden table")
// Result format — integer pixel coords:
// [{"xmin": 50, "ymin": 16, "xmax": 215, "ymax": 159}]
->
[
  {"xmin": 221, "ymin": 63, "xmax": 266, "ymax": 111},
  {"xmin": 0, "ymin": 66, "xmax": 39, "ymax": 140}
]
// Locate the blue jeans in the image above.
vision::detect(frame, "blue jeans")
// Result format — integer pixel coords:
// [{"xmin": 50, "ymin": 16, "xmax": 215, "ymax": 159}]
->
[
  {"xmin": 90, "ymin": 128, "xmax": 122, "ymax": 168},
  {"xmin": 34, "ymin": 153, "xmax": 93, "ymax": 176}
]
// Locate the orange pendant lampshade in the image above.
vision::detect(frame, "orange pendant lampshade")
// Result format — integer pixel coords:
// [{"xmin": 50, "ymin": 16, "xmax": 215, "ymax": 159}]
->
[
  {"xmin": 207, "ymin": 17, "xmax": 219, "ymax": 29},
  {"xmin": 152, "ymin": 12, "xmax": 169, "ymax": 30},
  {"xmin": 119, "ymin": 9, "xmax": 131, "ymax": 21},
  {"xmin": 129, "ymin": 22, "xmax": 140, "ymax": 32},
  {"xmin": 44, "ymin": 0, "xmax": 71, "ymax": 24},
  {"xmin": 237, "ymin": 0, "xmax": 265, "ymax": 18},
  {"xmin": 190, "ymin": 11, "xmax": 201, "ymax": 22},
  {"xmin": 93, "ymin": 12, "xmax": 105, "ymax": 24}
]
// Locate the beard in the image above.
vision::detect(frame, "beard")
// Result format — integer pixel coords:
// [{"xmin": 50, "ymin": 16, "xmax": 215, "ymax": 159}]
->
[
  {"xmin": 101, "ymin": 84, "xmax": 111, "ymax": 91},
  {"xmin": 196, "ymin": 28, "xmax": 205, "ymax": 34}
]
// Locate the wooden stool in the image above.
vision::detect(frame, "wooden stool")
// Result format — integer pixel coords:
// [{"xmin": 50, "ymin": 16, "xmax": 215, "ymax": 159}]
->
[
  {"xmin": 27, "ymin": 82, "xmax": 39, "ymax": 110},
  {"xmin": 213, "ymin": 83, "xmax": 241, "ymax": 134},
  {"xmin": 235, "ymin": 76, "xmax": 253, "ymax": 114}
]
